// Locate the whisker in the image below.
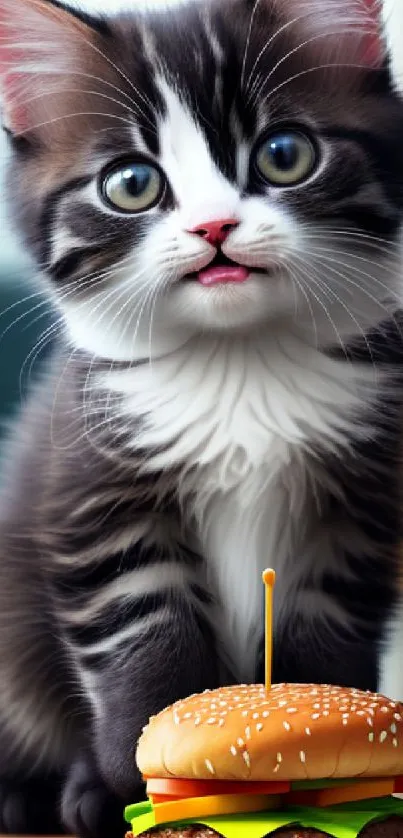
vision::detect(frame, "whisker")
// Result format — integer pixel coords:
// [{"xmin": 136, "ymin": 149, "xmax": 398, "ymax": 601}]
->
[
  {"xmin": 240, "ymin": 0, "xmax": 264, "ymax": 91},
  {"xmin": 292, "ymin": 253, "xmax": 379, "ymax": 369},
  {"xmin": 17, "ymin": 109, "xmax": 146, "ymax": 138},
  {"xmin": 9, "ymin": 80, "xmax": 156, "ymax": 133},
  {"xmin": 19, "ymin": 320, "xmax": 63, "ymax": 398},
  {"xmin": 289, "ymin": 254, "xmax": 353, "ymax": 360},
  {"xmin": 301, "ymin": 228, "xmax": 397, "ymax": 249},
  {"xmin": 301, "ymin": 247, "xmax": 400, "ymax": 300},
  {"xmin": 287, "ymin": 263, "xmax": 319, "ymax": 349},
  {"xmin": 256, "ymin": 60, "xmax": 378, "ymax": 111},
  {"xmin": 248, "ymin": 21, "xmax": 374, "ymax": 105}
]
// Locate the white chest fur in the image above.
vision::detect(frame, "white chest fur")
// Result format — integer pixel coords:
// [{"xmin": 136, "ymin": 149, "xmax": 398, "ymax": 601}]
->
[{"xmin": 102, "ymin": 330, "xmax": 374, "ymax": 681}]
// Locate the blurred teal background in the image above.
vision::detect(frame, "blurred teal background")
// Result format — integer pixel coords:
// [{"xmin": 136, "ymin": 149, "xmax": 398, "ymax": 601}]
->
[{"xmin": 0, "ymin": 132, "xmax": 53, "ymax": 448}]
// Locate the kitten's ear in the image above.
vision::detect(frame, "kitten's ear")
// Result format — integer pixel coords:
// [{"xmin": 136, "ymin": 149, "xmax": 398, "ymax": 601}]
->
[
  {"xmin": 0, "ymin": 0, "xmax": 102, "ymax": 136},
  {"xmin": 289, "ymin": 0, "xmax": 385, "ymax": 70}
]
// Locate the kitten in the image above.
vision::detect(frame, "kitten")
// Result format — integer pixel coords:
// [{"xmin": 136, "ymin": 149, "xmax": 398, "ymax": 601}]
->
[{"xmin": 0, "ymin": 0, "xmax": 403, "ymax": 835}]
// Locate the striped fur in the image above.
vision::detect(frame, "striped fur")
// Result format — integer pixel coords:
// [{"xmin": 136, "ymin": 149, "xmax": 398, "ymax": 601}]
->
[{"xmin": 0, "ymin": 0, "xmax": 403, "ymax": 835}]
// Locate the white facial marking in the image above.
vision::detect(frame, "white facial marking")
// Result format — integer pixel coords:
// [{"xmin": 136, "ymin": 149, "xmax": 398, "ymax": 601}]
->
[{"xmin": 157, "ymin": 78, "xmax": 240, "ymax": 229}]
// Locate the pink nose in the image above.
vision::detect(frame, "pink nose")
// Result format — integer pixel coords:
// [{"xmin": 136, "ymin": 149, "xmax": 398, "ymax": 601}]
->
[{"xmin": 188, "ymin": 218, "xmax": 239, "ymax": 247}]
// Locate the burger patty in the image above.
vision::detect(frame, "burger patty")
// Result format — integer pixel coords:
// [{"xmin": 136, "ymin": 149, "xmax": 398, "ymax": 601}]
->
[{"xmin": 126, "ymin": 816, "xmax": 403, "ymax": 838}]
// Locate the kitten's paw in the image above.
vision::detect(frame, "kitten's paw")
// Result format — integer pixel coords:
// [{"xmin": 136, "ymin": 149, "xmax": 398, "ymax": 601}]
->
[
  {"xmin": 63, "ymin": 782, "xmax": 124, "ymax": 838},
  {"xmin": 62, "ymin": 756, "xmax": 126, "ymax": 838},
  {"xmin": 0, "ymin": 778, "xmax": 62, "ymax": 835}
]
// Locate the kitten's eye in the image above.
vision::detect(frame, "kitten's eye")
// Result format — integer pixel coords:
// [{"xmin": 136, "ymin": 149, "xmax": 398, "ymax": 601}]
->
[
  {"xmin": 101, "ymin": 161, "xmax": 163, "ymax": 212},
  {"xmin": 255, "ymin": 131, "xmax": 317, "ymax": 186}
]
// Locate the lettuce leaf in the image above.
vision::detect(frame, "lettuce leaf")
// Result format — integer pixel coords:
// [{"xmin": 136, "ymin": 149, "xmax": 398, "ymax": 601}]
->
[{"xmin": 126, "ymin": 796, "xmax": 403, "ymax": 838}]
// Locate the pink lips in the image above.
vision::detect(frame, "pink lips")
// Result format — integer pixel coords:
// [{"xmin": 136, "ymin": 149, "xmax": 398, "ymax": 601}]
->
[{"xmin": 197, "ymin": 265, "xmax": 250, "ymax": 286}]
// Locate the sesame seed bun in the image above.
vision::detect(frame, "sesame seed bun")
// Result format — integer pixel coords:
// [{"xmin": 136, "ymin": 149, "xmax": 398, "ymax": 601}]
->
[{"xmin": 136, "ymin": 683, "xmax": 403, "ymax": 782}]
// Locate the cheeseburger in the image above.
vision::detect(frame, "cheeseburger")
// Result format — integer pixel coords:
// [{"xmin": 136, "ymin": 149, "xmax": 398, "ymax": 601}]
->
[{"xmin": 125, "ymin": 682, "xmax": 403, "ymax": 838}]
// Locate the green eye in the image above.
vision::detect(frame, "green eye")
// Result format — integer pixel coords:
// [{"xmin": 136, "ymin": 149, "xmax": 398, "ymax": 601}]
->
[
  {"xmin": 255, "ymin": 130, "xmax": 317, "ymax": 186},
  {"xmin": 102, "ymin": 161, "xmax": 163, "ymax": 212}
]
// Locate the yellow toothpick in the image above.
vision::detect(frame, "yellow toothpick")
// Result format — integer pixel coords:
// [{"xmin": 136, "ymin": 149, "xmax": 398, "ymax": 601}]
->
[{"xmin": 262, "ymin": 568, "xmax": 276, "ymax": 694}]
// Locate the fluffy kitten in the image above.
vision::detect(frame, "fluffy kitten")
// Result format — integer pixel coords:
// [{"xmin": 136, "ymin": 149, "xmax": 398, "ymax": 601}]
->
[{"xmin": 0, "ymin": 0, "xmax": 403, "ymax": 835}]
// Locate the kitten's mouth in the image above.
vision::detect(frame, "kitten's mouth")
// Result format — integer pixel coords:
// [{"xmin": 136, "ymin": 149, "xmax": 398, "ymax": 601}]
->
[{"xmin": 185, "ymin": 253, "xmax": 264, "ymax": 287}]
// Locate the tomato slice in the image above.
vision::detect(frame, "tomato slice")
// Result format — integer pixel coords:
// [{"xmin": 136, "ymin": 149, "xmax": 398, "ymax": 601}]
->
[{"xmin": 146, "ymin": 777, "xmax": 290, "ymax": 799}]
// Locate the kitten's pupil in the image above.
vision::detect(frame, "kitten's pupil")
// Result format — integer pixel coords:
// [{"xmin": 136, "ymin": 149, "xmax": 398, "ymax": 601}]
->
[
  {"xmin": 268, "ymin": 135, "xmax": 299, "ymax": 171},
  {"xmin": 123, "ymin": 165, "xmax": 151, "ymax": 197}
]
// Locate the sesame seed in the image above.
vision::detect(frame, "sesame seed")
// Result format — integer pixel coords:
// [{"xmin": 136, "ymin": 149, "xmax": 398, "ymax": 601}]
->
[
  {"xmin": 313, "ymin": 703, "xmax": 321, "ymax": 709},
  {"xmin": 256, "ymin": 723, "xmax": 263, "ymax": 732},
  {"xmin": 305, "ymin": 727, "xmax": 311, "ymax": 736},
  {"xmin": 283, "ymin": 721, "xmax": 291, "ymax": 731},
  {"xmin": 323, "ymin": 710, "xmax": 329, "ymax": 716},
  {"xmin": 184, "ymin": 712, "xmax": 192, "ymax": 719},
  {"xmin": 195, "ymin": 717, "xmax": 201, "ymax": 727},
  {"xmin": 207, "ymin": 718, "xmax": 216, "ymax": 725},
  {"xmin": 287, "ymin": 707, "xmax": 298, "ymax": 714},
  {"xmin": 394, "ymin": 713, "xmax": 402, "ymax": 721},
  {"xmin": 174, "ymin": 713, "xmax": 180, "ymax": 725},
  {"xmin": 252, "ymin": 713, "xmax": 260, "ymax": 720},
  {"xmin": 380, "ymin": 731, "xmax": 387, "ymax": 743},
  {"xmin": 237, "ymin": 738, "xmax": 245, "ymax": 748},
  {"xmin": 393, "ymin": 738, "xmax": 398, "ymax": 747},
  {"xmin": 243, "ymin": 751, "xmax": 251, "ymax": 768},
  {"xmin": 342, "ymin": 718, "xmax": 348, "ymax": 726},
  {"xmin": 391, "ymin": 723, "xmax": 397, "ymax": 734},
  {"xmin": 205, "ymin": 759, "xmax": 215, "ymax": 775},
  {"xmin": 381, "ymin": 707, "xmax": 389, "ymax": 714},
  {"xmin": 357, "ymin": 711, "xmax": 366, "ymax": 717},
  {"xmin": 273, "ymin": 764, "xmax": 280, "ymax": 773},
  {"xmin": 311, "ymin": 713, "xmax": 320, "ymax": 720},
  {"xmin": 368, "ymin": 732, "xmax": 374, "ymax": 743},
  {"xmin": 241, "ymin": 710, "xmax": 248, "ymax": 717},
  {"xmin": 277, "ymin": 752, "xmax": 283, "ymax": 763},
  {"xmin": 342, "ymin": 713, "xmax": 349, "ymax": 718},
  {"xmin": 218, "ymin": 719, "xmax": 224, "ymax": 727},
  {"xmin": 230, "ymin": 745, "xmax": 237, "ymax": 756},
  {"xmin": 262, "ymin": 711, "xmax": 270, "ymax": 718},
  {"xmin": 300, "ymin": 751, "xmax": 306, "ymax": 763},
  {"xmin": 367, "ymin": 717, "xmax": 373, "ymax": 727}
]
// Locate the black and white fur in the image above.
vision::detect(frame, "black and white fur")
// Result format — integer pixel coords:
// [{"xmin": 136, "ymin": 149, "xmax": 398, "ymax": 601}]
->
[{"xmin": 0, "ymin": 0, "xmax": 403, "ymax": 835}]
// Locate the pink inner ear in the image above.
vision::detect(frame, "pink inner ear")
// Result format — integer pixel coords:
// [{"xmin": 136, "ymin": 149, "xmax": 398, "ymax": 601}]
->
[
  {"xmin": 0, "ymin": 67, "xmax": 32, "ymax": 134},
  {"xmin": 0, "ymin": 15, "xmax": 31, "ymax": 133},
  {"xmin": 360, "ymin": 0, "xmax": 383, "ymax": 67},
  {"xmin": 3, "ymin": 88, "xmax": 30, "ymax": 133}
]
